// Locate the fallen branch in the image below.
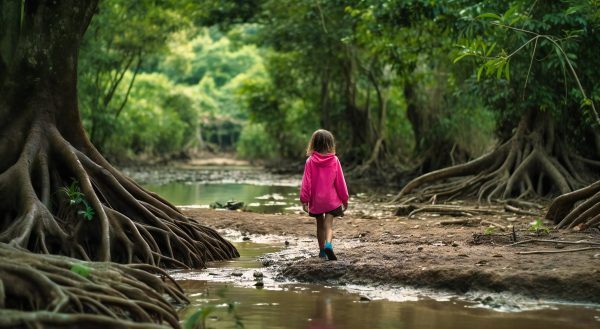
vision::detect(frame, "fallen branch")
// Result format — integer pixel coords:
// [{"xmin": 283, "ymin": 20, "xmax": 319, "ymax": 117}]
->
[
  {"xmin": 504, "ymin": 204, "xmax": 540, "ymax": 216},
  {"xmin": 505, "ymin": 199, "xmax": 544, "ymax": 210},
  {"xmin": 440, "ymin": 218, "xmax": 482, "ymax": 226},
  {"xmin": 516, "ymin": 246, "xmax": 600, "ymax": 255},
  {"xmin": 510, "ymin": 239, "xmax": 600, "ymax": 247},
  {"xmin": 407, "ymin": 205, "xmax": 501, "ymax": 218}
]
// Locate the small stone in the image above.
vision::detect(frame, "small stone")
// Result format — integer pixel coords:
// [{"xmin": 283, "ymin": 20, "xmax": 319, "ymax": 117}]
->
[
  {"xmin": 253, "ymin": 271, "xmax": 263, "ymax": 278},
  {"xmin": 284, "ymin": 240, "xmax": 290, "ymax": 246},
  {"xmin": 242, "ymin": 236, "xmax": 251, "ymax": 241},
  {"xmin": 451, "ymin": 241, "xmax": 459, "ymax": 247},
  {"xmin": 593, "ymin": 253, "xmax": 600, "ymax": 259},
  {"xmin": 492, "ymin": 254, "xmax": 503, "ymax": 258},
  {"xmin": 417, "ymin": 247, "xmax": 423, "ymax": 251},
  {"xmin": 231, "ymin": 272, "xmax": 243, "ymax": 277},
  {"xmin": 458, "ymin": 254, "xmax": 469, "ymax": 257},
  {"xmin": 359, "ymin": 296, "xmax": 370, "ymax": 301},
  {"xmin": 254, "ymin": 281, "xmax": 264, "ymax": 288}
]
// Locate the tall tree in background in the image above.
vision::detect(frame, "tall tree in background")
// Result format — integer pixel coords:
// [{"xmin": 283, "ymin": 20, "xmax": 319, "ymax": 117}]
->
[
  {"xmin": 0, "ymin": 0, "xmax": 237, "ymax": 266},
  {"xmin": 397, "ymin": 1, "xmax": 600, "ymax": 210}
]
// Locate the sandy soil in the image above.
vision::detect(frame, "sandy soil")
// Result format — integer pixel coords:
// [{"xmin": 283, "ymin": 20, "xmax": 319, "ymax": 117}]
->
[{"xmin": 184, "ymin": 206, "xmax": 600, "ymax": 304}]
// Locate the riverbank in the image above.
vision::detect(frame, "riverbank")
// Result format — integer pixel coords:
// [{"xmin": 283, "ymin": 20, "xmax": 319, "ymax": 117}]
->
[{"xmin": 185, "ymin": 207, "xmax": 600, "ymax": 304}]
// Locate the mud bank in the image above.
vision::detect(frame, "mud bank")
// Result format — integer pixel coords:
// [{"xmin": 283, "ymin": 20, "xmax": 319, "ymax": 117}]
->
[{"xmin": 185, "ymin": 207, "xmax": 600, "ymax": 304}]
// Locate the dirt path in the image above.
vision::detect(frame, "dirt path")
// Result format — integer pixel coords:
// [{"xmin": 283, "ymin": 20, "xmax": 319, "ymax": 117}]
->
[{"xmin": 185, "ymin": 206, "xmax": 600, "ymax": 304}]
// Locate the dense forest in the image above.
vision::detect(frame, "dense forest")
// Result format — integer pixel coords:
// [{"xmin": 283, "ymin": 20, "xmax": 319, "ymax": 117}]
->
[{"xmin": 1, "ymin": 0, "xmax": 599, "ymax": 327}]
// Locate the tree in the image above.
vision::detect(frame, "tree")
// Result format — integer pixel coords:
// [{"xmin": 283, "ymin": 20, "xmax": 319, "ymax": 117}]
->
[
  {"xmin": 396, "ymin": 1, "xmax": 600, "ymax": 205},
  {"xmin": 0, "ymin": 0, "xmax": 237, "ymax": 267}
]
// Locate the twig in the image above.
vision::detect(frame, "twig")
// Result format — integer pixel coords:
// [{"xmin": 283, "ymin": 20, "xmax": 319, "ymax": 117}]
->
[
  {"xmin": 516, "ymin": 247, "xmax": 600, "ymax": 255},
  {"xmin": 504, "ymin": 204, "xmax": 540, "ymax": 216},
  {"xmin": 440, "ymin": 218, "xmax": 482, "ymax": 226},
  {"xmin": 482, "ymin": 220, "xmax": 506, "ymax": 231},
  {"xmin": 510, "ymin": 239, "xmax": 600, "ymax": 247}
]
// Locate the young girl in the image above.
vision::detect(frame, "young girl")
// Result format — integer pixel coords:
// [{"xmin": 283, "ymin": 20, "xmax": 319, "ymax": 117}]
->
[{"xmin": 300, "ymin": 129, "xmax": 349, "ymax": 261}]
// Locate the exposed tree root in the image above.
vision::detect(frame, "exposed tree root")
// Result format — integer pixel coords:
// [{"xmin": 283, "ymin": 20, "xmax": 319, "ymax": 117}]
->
[
  {"xmin": 0, "ymin": 120, "xmax": 238, "ymax": 268},
  {"xmin": 0, "ymin": 243, "xmax": 186, "ymax": 328},
  {"xmin": 394, "ymin": 110, "xmax": 597, "ymax": 204},
  {"xmin": 546, "ymin": 180, "xmax": 600, "ymax": 230}
]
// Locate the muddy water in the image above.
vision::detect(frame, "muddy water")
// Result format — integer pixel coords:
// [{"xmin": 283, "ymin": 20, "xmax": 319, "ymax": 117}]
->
[{"xmin": 174, "ymin": 242, "xmax": 600, "ymax": 329}]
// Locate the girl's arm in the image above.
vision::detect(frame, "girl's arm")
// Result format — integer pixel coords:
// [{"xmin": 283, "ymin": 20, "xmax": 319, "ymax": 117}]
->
[
  {"xmin": 300, "ymin": 160, "xmax": 311, "ymax": 206},
  {"xmin": 334, "ymin": 157, "xmax": 349, "ymax": 209}
]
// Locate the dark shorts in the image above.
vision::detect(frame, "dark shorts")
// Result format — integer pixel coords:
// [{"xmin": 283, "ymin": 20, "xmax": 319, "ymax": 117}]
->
[{"xmin": 309, "ymin": 205, "xmax": 344, "ymax": 220}]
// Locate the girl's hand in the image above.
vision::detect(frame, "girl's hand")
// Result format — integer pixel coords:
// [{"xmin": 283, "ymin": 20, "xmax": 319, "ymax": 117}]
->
[{"xmin": 302, "ymin": 203, "xmax": 309, "ymax": 213}]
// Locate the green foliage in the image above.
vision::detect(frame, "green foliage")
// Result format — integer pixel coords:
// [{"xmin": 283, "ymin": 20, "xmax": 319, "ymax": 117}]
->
[
  {"xmin": 60, "ymin": 180, "xmax": 94, "ymax": 221},
  {"xmin": 183, "ymin": 287, "xmax": 244, "ymax": 329},
  {"xmin": 528, "ymin": 219, "xmax": 551, "ymax": 236},
  {"xmin": 484, "ymin": 226, "xmax": 496, "ymax": 235},
  {"xmin": 70, "ymin": 263, "xmax": 92, "ymax": 278},
  {"xmin": 236, "ymin": 123, "xmax": 277, "ymax": 160},
  {"xmin": 453, "ymin": 0, "xmax": 600, "ymax": 138}
]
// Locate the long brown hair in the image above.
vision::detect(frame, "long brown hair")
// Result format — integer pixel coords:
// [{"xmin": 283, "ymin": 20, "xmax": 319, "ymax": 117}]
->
[{"xmin": 306, "ymin": 129, "xmax": 336, "ymax": 156}]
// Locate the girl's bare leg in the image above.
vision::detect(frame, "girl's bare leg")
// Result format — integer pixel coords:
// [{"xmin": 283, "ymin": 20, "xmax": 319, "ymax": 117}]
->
[
  {"xmin": 316, "ymin": 217, "xmax": 325, "ymax": 251},
  {"xmin": 324, "ymin": 213, "xmax": 334, "ymax": 243}
]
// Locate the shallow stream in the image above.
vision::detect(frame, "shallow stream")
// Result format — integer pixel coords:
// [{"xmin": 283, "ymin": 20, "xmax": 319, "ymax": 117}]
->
[
  {"xmin": 172, "ymin": 240, "xmax": 599, "ymax": 329},
  {"xmin": 125, "ymin": 165, "xmax": 600, "ymax": 328}
]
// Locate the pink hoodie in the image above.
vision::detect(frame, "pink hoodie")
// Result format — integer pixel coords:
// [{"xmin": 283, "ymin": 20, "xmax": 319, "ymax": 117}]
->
[{"xmin": 300, "ymin": 152, "xmax": 349, "ymax": 214}]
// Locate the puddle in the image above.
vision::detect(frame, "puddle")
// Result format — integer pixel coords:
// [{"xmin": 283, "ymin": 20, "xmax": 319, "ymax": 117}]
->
[{"xmin": 172, "ymin": 240, "xmax": 600, "ymax": 329}]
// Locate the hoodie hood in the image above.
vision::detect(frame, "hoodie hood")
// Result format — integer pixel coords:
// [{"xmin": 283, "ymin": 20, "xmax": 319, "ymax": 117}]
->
[{"xmin": 310, "ymin": 152, "xmax": 336, "ymax": 167}]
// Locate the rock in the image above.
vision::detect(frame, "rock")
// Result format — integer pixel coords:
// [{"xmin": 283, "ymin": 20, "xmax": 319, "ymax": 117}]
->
[
  {"xmin": 285, "ymin": 240, "xmax": 290, "ymax": 246},
  {"xmin": 254, "ymin": 281, "xmax": 264, "ymax": 288},
  {"xmin": 242, "ymin": 236, "xmax": 251, "ymax": 241},
  {"xmin": 231, "ymin": 272, "xmax": 243, "ymax": 277},
  {"xmin": 417, "ymin": 247, "xmax": 423, "ymax": 251},
  {"xmin": 253, "ymin": 271, "xmax": 264, "ymax": 278},
  {"xmin": 359, "ymin": 296, "xmax": 371, "ymax": 301},
  {"xmin": 261, "ymin": 259, "xmax": 274, "ymax": 267},
  {"xmin": 451, "ymin": 241, "xmax": 459, "ymax": 247},
  {"xmin": 492, "ymin": 254, "xmax": 503, "ymax": 258}
]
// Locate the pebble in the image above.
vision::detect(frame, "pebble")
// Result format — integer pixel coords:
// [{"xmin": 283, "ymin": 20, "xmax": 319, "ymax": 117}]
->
[
  {"xmin": 284, "ymin": 240, "xmax": 290, "ymax": 246},
  {"xmin": 231, "ymin": 272, "xmax": 243, "ymax": 277},
  {"xmin": 451, "ymin": 241, "xmax": 459, "ymax": 247},
  {"xmin": 253, "ymin": 271, "xmax": 264, "ymax": 278},
  {"xmin": 417, "ymin": 247, "xmax": 423, "ymax": 251},
  {"xmin": 254, "ymin": 281, "xmax": 264, "ymax": 288},
  {"xmin": 359, "ymin": 296, "xmax": 371, "ymax": 301},
  {"xmin": 242, "ymin": 236, "xmax": 251, "ymax": 241}
]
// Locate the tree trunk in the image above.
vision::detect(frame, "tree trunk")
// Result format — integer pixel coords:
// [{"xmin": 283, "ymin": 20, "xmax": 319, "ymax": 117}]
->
[
  {"xmin": 396, "ymin": 109, "xmax": 597, "ymax": 203},
  {"xmin": 0, "ymin": 0, "xmax": 237, "ymax": 267}
]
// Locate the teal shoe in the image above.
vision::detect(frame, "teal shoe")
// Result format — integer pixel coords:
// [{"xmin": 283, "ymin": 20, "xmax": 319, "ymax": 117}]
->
[
  {"xmin": 323, "ymin": 242, "xmax": 337, "ymax": 261},
  {"xmin": 319, "ymin": 250, "xmax": 327, "ymax": 258}
]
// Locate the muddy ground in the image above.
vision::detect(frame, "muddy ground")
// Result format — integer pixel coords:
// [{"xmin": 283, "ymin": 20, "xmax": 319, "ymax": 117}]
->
[{"xmin": 184, "ymin": 204, "xmax": 600, "ymax": 304}]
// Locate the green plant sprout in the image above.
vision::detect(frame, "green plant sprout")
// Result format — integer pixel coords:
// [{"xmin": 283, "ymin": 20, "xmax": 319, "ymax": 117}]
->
[
  {"xmin": 528, "ymin": 219, "xmax": 550, "ymax": 236},
  {"xmin": 60, "ymin": 179, "xmax": 95, "ymax": 220},
  {"xmin": 484, "ymin": 226, "xmax": 496, "ymax": 235}
]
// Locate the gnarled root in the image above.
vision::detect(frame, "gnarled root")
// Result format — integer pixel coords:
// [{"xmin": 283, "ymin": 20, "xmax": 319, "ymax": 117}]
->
[
  {"xmin": 0, "ymin": 121, "xmax": 238, "ymax": 268},
  {"xmin": 394, "ymin": 110, "xmax": 597, "ymax": 204},
  {"xmin": 546, "ymin": 180, "xmax": 600, "ymax": 230},
  {"xmin": 0, "ymin": 243, "xmax": 187, "ymax": 328}
]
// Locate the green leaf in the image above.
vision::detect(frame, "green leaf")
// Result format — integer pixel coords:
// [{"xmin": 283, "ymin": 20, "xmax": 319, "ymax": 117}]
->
[
  {"xmin": 453, "ymin": 53, "xmax": 469, "ymax": 64},
  {"xmin": 504, "ymin": 60, "xmax": 510, "ymax": 80},
  {"xmin": 70, "ymin": 263, "xmax": 91, "ymax": 278},
  {"xmin": 477, "ymin": 13, "xmax": 502, "ymax": 20},
  {"xmin": 477, "ymin": 65, "xmax": 485, "ymax": 81}
]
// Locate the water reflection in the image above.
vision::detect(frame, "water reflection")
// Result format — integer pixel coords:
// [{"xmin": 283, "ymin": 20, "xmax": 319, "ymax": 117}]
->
[
  {"xmin": 307, "ymin": 295, "xmax": 337, "ymax": 329},
  {"xmin": 144, "ymin": 182, "xmax": 298, "ymax": 213}
]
